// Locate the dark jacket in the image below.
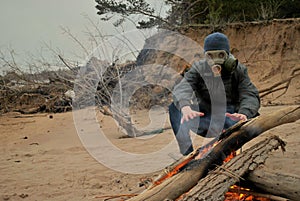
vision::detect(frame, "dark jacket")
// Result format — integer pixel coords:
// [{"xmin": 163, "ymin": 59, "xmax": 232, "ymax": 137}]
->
[{"xmin": 173, "ymin": 60, "xmax": 260, "ymax": 118}]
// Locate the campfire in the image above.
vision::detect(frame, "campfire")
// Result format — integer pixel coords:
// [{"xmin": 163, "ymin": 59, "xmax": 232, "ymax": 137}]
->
[
  {"xmin": 153, "ymin": 146, "xmax": 274, "ymax": 201},
  {"xmin": 127, "ymin": 106, "xmax": 300, "ymax": 201}
]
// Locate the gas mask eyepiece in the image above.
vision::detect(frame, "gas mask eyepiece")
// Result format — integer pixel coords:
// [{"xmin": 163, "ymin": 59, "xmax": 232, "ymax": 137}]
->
[{"xmin": 205, "ymin": 50, "xmax": 228, "ymax": 65}]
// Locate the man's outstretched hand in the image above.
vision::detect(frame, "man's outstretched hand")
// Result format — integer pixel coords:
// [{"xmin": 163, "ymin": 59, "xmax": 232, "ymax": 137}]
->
[
  {"xmin": 225, "ymin": 112, "xmax": 247, "ymax": 122},
  {"xmin": 181, "ymin": 106, "xmax": 204, "ymax": 124},
  {"xmin": 180, "ymin": 107, "xmax": 247, "ymax": 124}
]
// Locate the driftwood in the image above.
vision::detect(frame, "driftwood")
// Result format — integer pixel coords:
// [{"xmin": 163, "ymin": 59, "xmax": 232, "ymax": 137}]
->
[
  {"xmin": 246, "ymin": 165, "xmax": 300, "ymax": 200},
  {"xmin": 179, "ymin": 136, "xmax": 287, "ymax": 200},
  {"xmin": 128, "ymin": 106, "xmax": 300, "ymax": 201}
]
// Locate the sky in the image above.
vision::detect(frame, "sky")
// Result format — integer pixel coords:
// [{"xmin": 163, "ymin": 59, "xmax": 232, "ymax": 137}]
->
[
  {"xmin": 0, "ymin": 1, "xmax": 99, "ymax": 65},
  {"xmin": 0, "ymin": 0, "xmax": 167, "ymax": 73}
]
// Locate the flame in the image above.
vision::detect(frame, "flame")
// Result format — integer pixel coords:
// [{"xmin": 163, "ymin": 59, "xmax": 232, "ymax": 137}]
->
[
  {"xmin": 224, "ymin": 151, "xmax": 237, "ymax": 162},
  {"xmin": 153, "ymin": 157, "xmax": 193, "ymax": 186},
  {"xmin": 225, "ymin": 185, "xmax": 271, "ymax": 201}
]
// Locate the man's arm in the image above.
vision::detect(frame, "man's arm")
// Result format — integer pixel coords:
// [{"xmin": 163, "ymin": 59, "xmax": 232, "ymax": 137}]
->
[
  {"xmin": 172, "ymin": 62, "xmax": 206, "ymax": 123},
  {"xmin": 236, "ymin": 64, "xmax": 260, "ymax": 118},
  {"xmin": 172, "ymin": 62, "xmax": 202, "ymax": 109}
]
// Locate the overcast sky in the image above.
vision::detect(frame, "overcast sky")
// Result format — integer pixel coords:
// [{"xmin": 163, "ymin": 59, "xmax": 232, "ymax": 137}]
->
[
  {"xmin": 0, "ymin": 1, "xmax": 100, "ymax": 62},
  {"xmin": 0, "ymin": 0, "xmax": 167, "ymax": 72}
]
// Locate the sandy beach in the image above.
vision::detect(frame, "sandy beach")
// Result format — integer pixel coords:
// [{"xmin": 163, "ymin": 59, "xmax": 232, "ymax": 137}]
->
[{"xmin": 1, "ymin": 105, "xmax": 299, "ymax": 200}]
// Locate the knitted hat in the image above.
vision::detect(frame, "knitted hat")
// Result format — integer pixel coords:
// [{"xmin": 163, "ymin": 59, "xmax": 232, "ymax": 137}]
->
[{"xmin": 204, "ymin": 32, "xmax": 230, "ymax": 53}]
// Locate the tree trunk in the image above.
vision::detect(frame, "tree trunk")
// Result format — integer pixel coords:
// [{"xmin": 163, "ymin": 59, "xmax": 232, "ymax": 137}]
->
[
  {"xmin": 246, "ymin": 166, "xmax": 300, "ymax": 200},
  {"xmin": 128, "ymin": 106, "xmax": 300, "ymax": 201}
]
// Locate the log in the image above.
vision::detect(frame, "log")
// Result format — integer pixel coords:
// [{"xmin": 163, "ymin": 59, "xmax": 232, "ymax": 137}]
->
[
  {"xmin": 179, "ymin": 136, "xmax": 287, "ymax": 200},
  {"xmin": 13, "ymin": 106, "xmax": 44, "ymax": 114},
  {"xmin": 246, "ymin": 165, "xmax": 300, "ymax": 200},
  {"xmin": 128, "ymin": 106, "xmax": 300, "ymax": 201}
]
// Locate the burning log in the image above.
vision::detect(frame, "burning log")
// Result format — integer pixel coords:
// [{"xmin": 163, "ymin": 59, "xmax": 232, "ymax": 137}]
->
[{"xmin": 128, "ymin": 106, "xmax": 300, "ymax": 201}]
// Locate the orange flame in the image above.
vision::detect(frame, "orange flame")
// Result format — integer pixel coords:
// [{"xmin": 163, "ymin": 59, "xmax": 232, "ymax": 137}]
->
[
  {"xmin": 224, "ymin": 151, "xmax": 237, "ymax": 162},
  {"xmin": 153, "ymin": 157, "xmax": 193, "ymax": 186},
  {"xmin": 225, "ymin": 185, "xmax": 271, "ymax": 201}
]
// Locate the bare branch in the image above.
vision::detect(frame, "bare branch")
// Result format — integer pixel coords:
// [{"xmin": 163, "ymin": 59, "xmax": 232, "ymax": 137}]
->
[
  {"xmin": 60, "ymin": 26, "xmax": 89, "ymax": 56},
  {"xmin": 259, "ymin": 67, "xmax": 300, "ymax": 98}
]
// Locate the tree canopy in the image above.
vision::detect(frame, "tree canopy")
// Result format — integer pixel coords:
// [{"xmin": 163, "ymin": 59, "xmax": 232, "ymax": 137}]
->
[{"xmin": 95, "ymin": 0, "xmax": 300, "ymax": 29}]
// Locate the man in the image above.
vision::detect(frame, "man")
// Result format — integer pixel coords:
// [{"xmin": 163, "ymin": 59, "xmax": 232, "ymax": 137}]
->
[{"xmin": 169, "ymin": 32, "xmax": 260, "ymax": 155}]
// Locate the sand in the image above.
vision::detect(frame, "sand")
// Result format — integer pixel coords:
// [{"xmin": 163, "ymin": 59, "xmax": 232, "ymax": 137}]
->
[{"xmin": 0, "ymin": 106, "xmax": 299, "ymax": 200}]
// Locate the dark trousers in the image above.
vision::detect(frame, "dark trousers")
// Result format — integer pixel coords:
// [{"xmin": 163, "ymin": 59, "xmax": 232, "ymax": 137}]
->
[{"xmin": 169, "ymin": 103, "xmax": 237, "ymax": 155}]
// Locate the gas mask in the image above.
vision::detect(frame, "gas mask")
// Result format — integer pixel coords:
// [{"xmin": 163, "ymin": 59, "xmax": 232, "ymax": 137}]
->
[{"xmin": 205, "ymin": 50, "xmax": 238, "ymax": 77}]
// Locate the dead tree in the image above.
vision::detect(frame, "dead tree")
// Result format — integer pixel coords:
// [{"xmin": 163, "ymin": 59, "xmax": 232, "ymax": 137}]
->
[{"xmin": 128, "ymin": 106, "xmax": 300, "ymax": 201}]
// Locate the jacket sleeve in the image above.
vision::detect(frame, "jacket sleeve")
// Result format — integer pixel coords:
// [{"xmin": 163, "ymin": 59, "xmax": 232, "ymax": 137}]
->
[
  {"xmin": 172, "ymin": 63, "xmax": 201, "ymax": 109},
  {"xmin": 236, "ymin": 65, "xmax": 260, "ymax": 118}
]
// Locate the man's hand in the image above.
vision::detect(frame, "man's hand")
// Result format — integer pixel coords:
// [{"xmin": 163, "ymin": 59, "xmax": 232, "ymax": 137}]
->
[
  {"xmin": 181, "ymin": 106, "xmax": 204, "ymax": 124},
  {"xmin": 225, "ymin": 112, "xmax": 247, "ymax": 122}
]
